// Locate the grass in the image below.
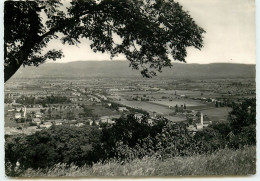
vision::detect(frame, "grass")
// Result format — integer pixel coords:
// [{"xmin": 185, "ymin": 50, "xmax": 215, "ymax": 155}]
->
[
  {"xmin": 20, "ymin": 146, "xmax": 256, "ymax": 178},
  {"xmin": 200, "ymin": 107, "xmax": 232, "ymax": 122}
]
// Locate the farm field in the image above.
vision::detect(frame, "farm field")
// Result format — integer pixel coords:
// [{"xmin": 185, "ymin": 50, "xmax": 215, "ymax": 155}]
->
[
  {"xmin": 26, "ymin": 107, "xmax": 42, "ymax": 112},
  {"xmin": 158, "ymin": 90, "xmax": 221, "ymax": 98},
  {"xmin": 49, "ymin": 105, "xmax": 117, "ymax": 118},
  {"xmin": 5, "ymin": 126, "xmax": 40, "ymax": 135},
  {"xmin": 200, "ymin": 107, "xmax": 232, "ymax": 122},
  {"xmin": 83, "ymin": 105, "xmax": 119, "ymax": 117},
  {"xmin": 164, "ymin": 116, "xmax": 186, "ymax": 122},
  {"xmin": 4, "ymin": 114, "xmax": 19, "ymax": 127},
  {"xmin": 116, "ymin": 100, "xmax": 173, "ymax": 115},
  {"xmin": 118, "ymin": 91, "xmax": 172, "ymax": 100},
  {"xmin": 150, "ymin": 100, "xmax": 205, "ymax": 107},
  {"xmin": 4, "ymin": 105, "xmax": 19, "ymax": 127}
]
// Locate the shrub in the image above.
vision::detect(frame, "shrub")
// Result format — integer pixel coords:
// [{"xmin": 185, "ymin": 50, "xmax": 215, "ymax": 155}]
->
[{"xmin": 5, "ymin": 125, "xmax": 102, "ymax": 175}]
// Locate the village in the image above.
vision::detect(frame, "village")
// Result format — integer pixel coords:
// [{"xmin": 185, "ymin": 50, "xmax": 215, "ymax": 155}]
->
[{"xmin": 4, "ymin": 76, "xmax": 255, "ymax": 136}]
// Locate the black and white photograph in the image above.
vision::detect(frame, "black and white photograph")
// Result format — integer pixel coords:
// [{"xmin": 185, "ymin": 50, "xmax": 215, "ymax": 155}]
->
[{"xmin": 2, "ymin": 0, "xmax": 257, "ymax": 178}]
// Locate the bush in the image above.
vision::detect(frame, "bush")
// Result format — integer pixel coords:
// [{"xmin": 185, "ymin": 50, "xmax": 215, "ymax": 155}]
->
[
  {"xmin": 5, "ymin": 125, "xmax": 101, "ymax": 175},
  {"xmin": 100, "ymin": 115, "xmax": 198, "ymax": 160}
]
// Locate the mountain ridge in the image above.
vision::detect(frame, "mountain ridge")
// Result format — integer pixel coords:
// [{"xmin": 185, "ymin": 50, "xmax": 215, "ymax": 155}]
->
[{"xmin": 12, "ymin": 61, "xmax": 255, "ymax": 80}]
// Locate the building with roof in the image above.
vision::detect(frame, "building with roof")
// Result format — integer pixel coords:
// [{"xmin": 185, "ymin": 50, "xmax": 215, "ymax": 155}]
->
[
  {"xmin": 118, "ymin": 107, "xmax": 128, "ymax": 112},
  {"xmin": 40, "ymin": 122, "xmax": 52, "ymax": 129},
  {"xmin": 15, "ymin": 113, "xmax": 22, "ymax": 119},
  {"xmin": 33, "ymin": 118, "xmax": 41, "ymax": 125}
]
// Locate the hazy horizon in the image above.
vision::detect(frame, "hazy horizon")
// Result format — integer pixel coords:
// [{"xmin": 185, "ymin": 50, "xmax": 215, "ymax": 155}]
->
[{"xmin": 46, "ymin": 59, "xmax": 256, "ymax": 65}]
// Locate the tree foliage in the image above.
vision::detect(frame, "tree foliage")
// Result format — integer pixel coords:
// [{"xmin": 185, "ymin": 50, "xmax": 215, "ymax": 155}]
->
[
  {"xmin": 228, "ymin": 99, "xmax": 256, "ymax": 133},
  {"xmin": 4, "ymin": 0, "xmax": 205, "ymax": 82},
  {"xmin": 5, "ymin": 125, "xmax": 101, "ymax": 171},
  {"xmin": 16, "ymin": 95, "xmax": 71, "ymax": 105}
]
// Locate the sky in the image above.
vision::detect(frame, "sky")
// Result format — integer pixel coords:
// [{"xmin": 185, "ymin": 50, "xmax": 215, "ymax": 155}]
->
[{"xmin": 45, "ymin": 0, "xmax": 256, "ymax": 64}]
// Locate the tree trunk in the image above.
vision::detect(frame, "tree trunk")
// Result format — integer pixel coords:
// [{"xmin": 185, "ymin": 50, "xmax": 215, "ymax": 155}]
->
[{"xmin": 4, "ymin": 62, "xmax": 23, "ymax": 83}]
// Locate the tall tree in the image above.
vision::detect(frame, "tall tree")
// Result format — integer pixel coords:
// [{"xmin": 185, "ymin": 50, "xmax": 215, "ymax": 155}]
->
[
  {"xmin": 4, "ymin": 0, "xmax": 205, "ymax": 82},
  {"xmin": 228, "ymin": 98, "xmax": 256, "ymax": 134}
]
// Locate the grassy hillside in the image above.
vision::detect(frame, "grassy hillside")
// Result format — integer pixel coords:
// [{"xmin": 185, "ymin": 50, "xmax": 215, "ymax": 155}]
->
[{"xmin": 21, "ymin": 146, "xmax": 256, "ymax": 177}]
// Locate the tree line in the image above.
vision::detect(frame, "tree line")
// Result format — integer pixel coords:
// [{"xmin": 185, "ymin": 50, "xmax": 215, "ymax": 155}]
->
[{"xmin": 15, "ymin": 95, "xmax": 71, "ymax": 106}]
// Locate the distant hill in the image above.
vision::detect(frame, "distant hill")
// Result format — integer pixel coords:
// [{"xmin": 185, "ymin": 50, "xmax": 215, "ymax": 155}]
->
[{"xmin": 12, "ymin": 61, "xmax": 255, "ymax": 80}]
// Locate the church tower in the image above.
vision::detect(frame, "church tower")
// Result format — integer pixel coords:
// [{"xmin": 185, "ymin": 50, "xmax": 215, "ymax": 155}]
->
[{"xmin": 201, "ymin": 112, "xmax": 203, "ymax": 125}]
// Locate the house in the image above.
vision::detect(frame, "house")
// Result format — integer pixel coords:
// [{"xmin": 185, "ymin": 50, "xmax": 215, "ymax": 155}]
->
[
  {"xmin": 11, "ymin": 103, "xmax": 22, "ymax": 107},
  {"xmin": 40, "ymin": 122, "xmax": 52, "ymax": 129},
  {"xmin": 110, "ymin": 115, "xmax": 121, "ymax": 120},
  {"xmin": 69, "ymin": 96, "xmax": 78, "ymax": 102},
  {"xmin": 15, "ymin": 113, "xmax": 22, "ymax": 119},
  {"xmin": 33, "ymin": 118, "xmax": 41, "ymax": 125},
  {"xmin": 201, "ymin": 97, "xmax": 207, "ymax": 101},
  {"xmin": 195, "ymin": 123, "xmax": 203, "ymax": 130},
  {"xmin": 72, "ymin": 92, "xmax": 81, "ymax": 96},
  {"xmin": 89, "ymin": 120, "xmax": 99, "ymax": 126},
  {"xmin": 100, "ymin": 116, "xmax": 112, "ymax": 123},
  {"xmin": 109, "ymin": 88, "xmax": 119, "ymax": 92},
  {"xmin": 35, "ymin": 112, "xmax": 42, "ymax": 118},
  {"xmin": 180, "ymin": 95, "xmax": 186, "ymax": 98},
  {"xmin": 96, "ymin": 94, "xmax": 107, "ymax": 100},
  {"xmin": 147, "ymin": 119, "xmax": 154, "ymax": 125},
  {"xmin": 86, "ymin": 118, "xmax": 93, "ymax": 123},
  {"xmin": 134, "ymin": 113, "xmax": 143, "ymax": 120},
  {"xmin": 101, "ymin": 96, "xmax": 107, "ymax": 100},
  {"xmin": 52, "ymin": 119, "xmax": 64, "ymax": 126},
  {"xmin": 187, "ymin": 124, "xmax": 197, "ymax": 131},
  {"xmin": 191, "ymin": 110, "xmax": 198, "ymax": 116},
  {"xmin": 118, "ymin": 107, "xmax": 128, "ymax": 112},
  {"xmin": 210, "ymin": 98, "xmax": 217, "ymax": 103},
  {"xmin": 15, "ymin": 107, "xmax": 22, "ymax": 112},
  {"xmin": 187, "ymin": 125, "xmax": 197, "ymax": 135},
  {"xmin": 75, "ymin": 123, "xmax": 85, "ymax": 127},
  {"xmin": 100, "ymin": 116, "xmax": 118, "ymax": 124}
]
